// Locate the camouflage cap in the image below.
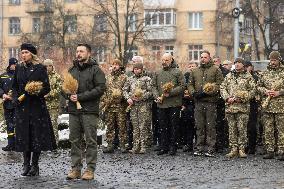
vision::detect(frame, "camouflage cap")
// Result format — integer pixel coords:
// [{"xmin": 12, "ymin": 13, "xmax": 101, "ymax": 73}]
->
[
  {"xmin": 234, "ymin": 57, "xmax": 245, "ymax": 65},
  {"xmin": 133, "ymin": 62, "xmax": 143, "ymax": 70},
  {"xmin": 111, "ymin": 59, "xmax": 123, "ymax": 66},
  {"xmin": 43, "ymin": 59, "xmax": 54, "ymax": 66},
  {"xmin": 269, "ymin": 51, "xmax": 282, "ymax": 61}
]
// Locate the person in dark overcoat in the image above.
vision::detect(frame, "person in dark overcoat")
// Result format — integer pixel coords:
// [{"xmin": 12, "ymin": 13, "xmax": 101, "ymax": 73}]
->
[
  {"xmin": 12, "ymin": 43, "xmax": 56, "ymax": 176},
  {"xmin": 0, "ymin": 58, "xmax": 18, "ymax": 151}
]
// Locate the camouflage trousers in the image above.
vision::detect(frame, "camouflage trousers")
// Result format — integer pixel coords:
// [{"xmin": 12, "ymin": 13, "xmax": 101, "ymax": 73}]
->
[
  {"xmin": 262, "ymin": 113, "xmax": 284, "ymax": 153},
  {"xmin": 105, "ymin": 110, "xmax": 127, "ymax": 148},
  {"xmin": 130, "ymin": 103, "xmax": 152, "ymax": 151},
  {"xmin": 49, "ymin": 108, "xmax": 59, "ymax": 144},
  {"xmin": 226, "ymin": 113, "xmax": 249, "ymax": 149}
]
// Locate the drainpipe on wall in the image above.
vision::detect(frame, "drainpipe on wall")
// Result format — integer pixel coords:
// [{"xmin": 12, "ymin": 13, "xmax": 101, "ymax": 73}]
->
[{"xmin": 0, "ymin": 0, "xmax": 3, "ymax": 64}]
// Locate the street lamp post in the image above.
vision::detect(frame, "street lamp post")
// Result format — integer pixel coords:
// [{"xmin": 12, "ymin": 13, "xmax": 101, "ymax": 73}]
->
[{"xmin": 232, "ymin": 0, "xmax": 240, "ymax": 59}]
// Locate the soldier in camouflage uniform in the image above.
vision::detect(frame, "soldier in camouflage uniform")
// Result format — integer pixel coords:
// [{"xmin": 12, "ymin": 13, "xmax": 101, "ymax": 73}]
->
[
  {"xmin": 101, "ymin": 59, "xmax": 128, "ymax": 153},
  {"xmin": 43, "ymin": 59, "xmax": 62, "ymax": 144},
  {"xmin": 257, "ymin": 51, "xmax": 284, "ymax": 160},
  {"xmin": 123, "ymin": 63, "xmax": 152, "ymax": 154},
  {"xmin": 220, "ymin": 58, "xmax": 256, "ymax": 158}
]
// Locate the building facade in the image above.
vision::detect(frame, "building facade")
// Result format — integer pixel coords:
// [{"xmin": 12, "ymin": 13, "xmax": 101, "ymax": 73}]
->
[{"xmin": 0, "ymin": 0, "xmax": 269, "ymax": 72}]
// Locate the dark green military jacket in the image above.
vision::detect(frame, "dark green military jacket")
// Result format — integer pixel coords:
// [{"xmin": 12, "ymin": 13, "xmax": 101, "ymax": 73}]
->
[
  {"xmin": 188, "ymin": 62, "xmax": 224, "ymax": 103},
  {"xmin": 152, "ymin": 64, "xmax": 185, "ymax": 108},
  {"xmin": 62, "ymin": 58, "xmax": 106, "ymax": 114}
]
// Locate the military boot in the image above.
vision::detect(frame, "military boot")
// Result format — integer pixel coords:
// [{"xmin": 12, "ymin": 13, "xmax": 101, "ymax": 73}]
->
[
  {"xmin": 81, "ymin": 169, "xmax": 94, "ymax": 180},
  {"xmin": 226, "ymin": 149, "xmax": 239, "ymax": 158},
  {"xmin": 239, "ymin": 149, "xmax": 247, "ymax": 158},
  {"xmin": 277, "ymin": 153, "xmax": 284, "ymax": 161},
  {"xmin": 66, "ymin": 169, "xmax": 81, "ymax": 180},
  {"xmin": 263, "ymin": 151, "xmax": 274, "ymax": 159},
  {"xmin": 120, "ymin": 145, "xmax": 128, "ymax": 153},
  {"xmin": 103, "ymin": 145, "xmax": 114, "ymax": 153}
]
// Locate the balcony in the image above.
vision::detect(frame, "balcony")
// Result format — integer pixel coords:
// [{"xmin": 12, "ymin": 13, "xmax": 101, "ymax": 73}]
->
[
  {"xmin": 144, "ymin": 25, "xmax": 176, "ymax": 41},
  {"xmin": 26, "ymin": 4, "xmax": 53, "ymax": 14}
]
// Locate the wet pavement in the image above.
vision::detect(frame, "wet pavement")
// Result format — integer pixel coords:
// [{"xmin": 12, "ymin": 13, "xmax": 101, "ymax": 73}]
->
[{"xmin": 1, "ymin": 141, "xmax": 284, "ymax": 189}]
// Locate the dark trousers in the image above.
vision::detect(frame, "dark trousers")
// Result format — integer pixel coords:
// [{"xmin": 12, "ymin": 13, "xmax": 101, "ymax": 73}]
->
[
  {"xmin": 194, "ymin": 101, "xmax": 217, "ymax": 152},
  {"xmin": 4, "ymin": 108, "xmax": 16, "ymax": 146},
  {"xmin": 247, "ymin": 99, "xmax": 258, "ymax": 153},
  {"xmin": 152, "ymin": 102, "xmax": 160, "ymax": 145},
  {"xmin": 158, "ymin": 107, "xmax": 180, "ymax": 151},
  {"xmin": 180, "ymin": 105, "xmax": 195, "ymax": 149},
  {"xmin": 126, "ymin": 112, "xmax": 133, "ymax": 149},
  {"xmin": 215, "ymin": 99, "xmax": 228, "ymax": 151}
]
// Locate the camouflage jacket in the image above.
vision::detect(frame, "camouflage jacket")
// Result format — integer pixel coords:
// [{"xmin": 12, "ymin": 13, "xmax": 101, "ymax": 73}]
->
[
  {"xmin": 122, "ymin": 73, "xmax": 153, "ymax": 104},
  {"xmin": 100, "ymin": 70, "xmax": 128, "ymax": 112},
  {"xmin": 46, "ymin": 71, "xmax": 62, "ymax": 109},
  {"xmin": 257, "ymin": 66, "xmax": 284, "ymax": 113},
  {"xmin": 220, "ymin": 71, "xmax": 256, "ymax": 113}
]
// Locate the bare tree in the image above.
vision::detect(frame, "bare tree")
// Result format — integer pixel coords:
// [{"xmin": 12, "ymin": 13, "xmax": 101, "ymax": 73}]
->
[
  {"xmin": 242, "ymin": 0, "xmax": 284, "ymax": 59},
  {"xmin": 82, "ymin": 0, "xmax": 150, "ymax": 65}
]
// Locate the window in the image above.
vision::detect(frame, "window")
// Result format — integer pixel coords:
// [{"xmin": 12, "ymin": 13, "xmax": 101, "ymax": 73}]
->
[
  {"xmin": 9, "ymin": 0, "xmax": 20, "ymax": 5},
  {"xmin": 128, "ymin": 46, "xmax": 138, "ymax": 60},
  {"xmin": 151, "ymin": 45, "xmax": 161, "ymax": 61},
  {"xmin": 165, "ymin": 45, "xmax": 174, "ymax": 56},
  {"xmin": 226, "ymin": 47, "xmax": 232, "ymax": 60},
  {"xmin": 64, "ymin": 15, "xmax": 77, "ymax": 33},
  {"xmin": 32, "ymin": 18, "xmax": 41, "ymax": 33},
  {"xmin": 9, "ymin": 48, "xmax": 19, "ymax": 59},
  {"xmin": 94, "ymin": 14, "xmax": 107, "ymax": 32},
  {"xmin": 9, "ymin": 17, "xmax": 21, "ymax": 35},
  {"xmin": 128, "ymin": 14, "xmax": 137, "ymax": 32},
  {"xmin": 243, "ymin": 18, "xmax": 252, "ymax": 35},
  {"xmin": 95, "ymin": 46, "xmax": 107, "ymax": 63},
  {"xmin": 188, "ymin": 45, "xmax": 203, "ymax": 61},
  {"xmin": 188, "ymin": 12, "xmax": 203, "ymax": 29},
  {"xmin": 144, "ymin": 10, "xmax": 176, "ymax": 26}
]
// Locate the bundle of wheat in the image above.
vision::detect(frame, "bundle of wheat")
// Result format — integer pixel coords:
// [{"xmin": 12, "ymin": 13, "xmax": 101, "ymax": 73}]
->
[
  {"xmin": 111, "ymin": 88, "xmax": 122, "ymax": 98},
  {"xmin": 126, "ymin": 88, "xmax": 144, "ymax": 112},
  {"xmin": 203, "ymin": 83, "xmax": 217, "ymax": 95},
  {"xmin": 158, "ymin": 82, "xmax": 174, "ymax": 103},
  {"xmin": 62, "ymin": 72, "xmax": 82, "ymax": 109},
  {"xmin": 262, "ymin": 80, "xmax": 283, "ymax": 109},
  {"xmin": 235, "ymin": 90, "xmax": 249, "ymax": 101},
  {"xmin": 18, "ymin": 81, "xmax": 43, "ymax": 102}
]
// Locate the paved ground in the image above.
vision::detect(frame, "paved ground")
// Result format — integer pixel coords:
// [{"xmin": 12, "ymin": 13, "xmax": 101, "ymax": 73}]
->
[{"xmin": 1, "ymin": 141, "xmax": 284, "ymax": 189}]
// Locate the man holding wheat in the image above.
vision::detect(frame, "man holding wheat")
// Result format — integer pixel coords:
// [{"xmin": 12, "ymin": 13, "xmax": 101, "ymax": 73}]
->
[
  {"xmin": 188, "ymin": 50, "xmax": 224, "ymax": 157},
  {"xmin": 152, "ymin": 53, "xmax": 185, "ymax": 156},
  {"xmin": 122, "ymin": 62, "xmax": 153, "ymax": 154},
  {"xmin": 257, "ymin": 51, "xmax": 284, "ymax": 160},
  {"xmin": 63, "ymin": 44, "xmax": 106, "ymax": 180}
]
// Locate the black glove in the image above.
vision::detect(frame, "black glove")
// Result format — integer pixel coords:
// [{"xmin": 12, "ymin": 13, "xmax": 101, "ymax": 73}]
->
[{"xmin": 193, "ymin": 91, "xmax": 207, "ymax": 99}]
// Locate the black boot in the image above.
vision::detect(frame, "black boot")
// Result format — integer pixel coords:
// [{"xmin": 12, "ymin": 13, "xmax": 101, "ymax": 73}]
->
[
  {"xmin": 27, "ymin": 152, "xmax": 40, "ymax": 176},
  {"xmin": 21, "ymin": 152, "xmax": 31, "ymax": 176}
]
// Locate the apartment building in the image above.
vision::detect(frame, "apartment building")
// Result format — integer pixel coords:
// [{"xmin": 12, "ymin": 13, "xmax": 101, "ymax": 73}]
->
[{"xmin": 0, "ymin": 0, "xmax": 267, "ymax": 72}]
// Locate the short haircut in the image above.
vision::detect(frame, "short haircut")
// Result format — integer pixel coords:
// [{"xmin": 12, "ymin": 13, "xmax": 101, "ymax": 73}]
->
[
  {"xmin": 212, "ymin": 55, "xmax": 220, "ymax": 59},
  {"xmin": 201, "ymin": 50, "xmax": 210, "ymax": 56},
  {"xmin": 77, "ymin": 43, "xmax": 91, "ymax": 52}
]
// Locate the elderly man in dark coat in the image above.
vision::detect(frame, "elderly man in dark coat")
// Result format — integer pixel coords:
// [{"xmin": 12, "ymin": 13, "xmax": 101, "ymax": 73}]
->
[{"xmin": 12, "ymin": 43, "xmax": 56, "ymax": 177}]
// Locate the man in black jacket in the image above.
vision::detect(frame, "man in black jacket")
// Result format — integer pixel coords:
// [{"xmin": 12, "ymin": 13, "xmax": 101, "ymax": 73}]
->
[
  {"xmin": 64, "ymin": 44, "xmax": 106, "ymax": 180},
  {"xmin": 0, "ymin": 58, "xmax": 18, "ymax": 151}
]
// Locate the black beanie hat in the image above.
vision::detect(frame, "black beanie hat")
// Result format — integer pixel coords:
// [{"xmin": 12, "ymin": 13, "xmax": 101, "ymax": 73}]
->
[
  {"xmin": 20, "ymin": 43, "xmax": 37, "ymax": 55},
  {"xmin": 9, "ymin": 58, "xmax": 18, "ymax": 66}
]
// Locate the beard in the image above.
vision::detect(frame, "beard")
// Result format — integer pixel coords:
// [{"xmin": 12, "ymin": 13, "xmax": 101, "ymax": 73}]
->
[{"xmin": 76, "ymin": 56, "xmax": 87, "ymax": 63}]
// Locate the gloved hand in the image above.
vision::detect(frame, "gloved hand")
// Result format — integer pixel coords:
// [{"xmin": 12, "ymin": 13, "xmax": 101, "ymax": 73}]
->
[{"xmin": 193, "ymin": 91, "xmax": 208, "ymax": 99}]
